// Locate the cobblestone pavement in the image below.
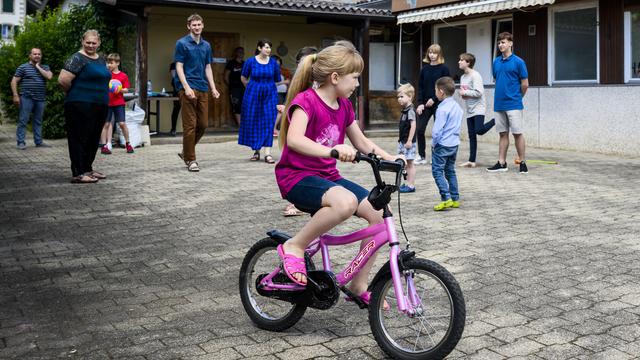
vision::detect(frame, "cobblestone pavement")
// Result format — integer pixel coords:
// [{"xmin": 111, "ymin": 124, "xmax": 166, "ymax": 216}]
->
[{"xmin": 1, "ymin": 123, "xmax": 639, "ymax": 359}]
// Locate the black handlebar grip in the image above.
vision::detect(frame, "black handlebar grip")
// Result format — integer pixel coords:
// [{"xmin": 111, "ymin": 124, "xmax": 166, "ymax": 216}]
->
[{"xmin": 330, "ymin": 149, "xmax": 339, "ymax": 159}]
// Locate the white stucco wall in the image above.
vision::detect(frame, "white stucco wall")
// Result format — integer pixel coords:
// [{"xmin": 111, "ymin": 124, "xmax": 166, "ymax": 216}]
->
[{"xmin": 452, "ymin": 86, "xmax": 640, "ymax": 157}]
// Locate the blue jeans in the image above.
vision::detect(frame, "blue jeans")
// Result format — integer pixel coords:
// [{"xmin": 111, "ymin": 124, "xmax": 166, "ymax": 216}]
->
[
  {"xmin": 431, "ymin": 144, "xmax": 459, "ymax": 201},
  {"xmin": 17, "ymin": 96, "xmax": 45, "ymax": 145}
]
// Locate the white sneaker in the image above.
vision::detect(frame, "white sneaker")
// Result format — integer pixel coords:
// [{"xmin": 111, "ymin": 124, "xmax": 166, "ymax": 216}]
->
[{"xmin": 415, "ymin": 157, "xmax": 427, "ymax": 165}]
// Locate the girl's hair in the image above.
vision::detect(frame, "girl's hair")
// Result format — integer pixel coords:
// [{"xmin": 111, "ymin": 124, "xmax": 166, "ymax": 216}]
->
[
  {"xmin": 254, "ymin": 39, "xmax": 273, "ymax": 55},
  {"xmin": 279, "ymin": 40, "xmax": 364, "ymax": 148},
  {"xmin": 423, "ymin": 43, "xmax": 444, "ymax": 64}
]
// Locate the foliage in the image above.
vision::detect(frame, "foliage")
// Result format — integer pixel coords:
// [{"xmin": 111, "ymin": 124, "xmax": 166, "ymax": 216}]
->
[{"xmin": 0, "ymin": 1, "xmax": 121, "ymax": 138}]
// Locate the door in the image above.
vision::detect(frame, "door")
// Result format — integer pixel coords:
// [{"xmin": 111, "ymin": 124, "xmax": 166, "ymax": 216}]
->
[{"xmin": 203, "ymin": 32, "xmax": 240, "ymax": 129}]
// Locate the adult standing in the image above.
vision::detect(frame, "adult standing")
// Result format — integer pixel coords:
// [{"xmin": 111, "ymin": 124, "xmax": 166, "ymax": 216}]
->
[
  {"xmin": 416, "ymin": 44, "xmax": 450, "ymax": 165},
  {"xmin": 11, "ymin": 48, "xmax": 53, "ymax": 149},
  {"xmin": 224, "ymin": 46, "xmax": 244, "ymax": 127},
  {"xmin": 238, "ymin": 39, "xmax": 280, "ymax": 164},
  {"xmin": 174, "ymin": 13, "xmax": 220, "ymax": 172},
  {"xmin": 169, "ymin": 62, "xmax": 181, "ymax": 136},
  {"xmin": 58, "ymin": 30, "xmax": 111, "ymax": 183},
  {"xmin": 486, "ymin": 32, "xmax": 529, "ymax": 174}
]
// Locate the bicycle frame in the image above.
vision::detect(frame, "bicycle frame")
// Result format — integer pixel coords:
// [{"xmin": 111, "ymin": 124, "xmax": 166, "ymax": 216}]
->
[
  {"xmin": 260, "ymin": 215, "xmax": 416, "ymax": 313},
  {"xmin": 259, "ymin": 152, "xmax": 418, "ymax": 313}
]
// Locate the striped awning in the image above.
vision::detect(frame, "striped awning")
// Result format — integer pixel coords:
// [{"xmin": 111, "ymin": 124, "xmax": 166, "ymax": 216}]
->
[{"xmin": 397, "ymin": 0, "xmax": 555, "ymax": 24}]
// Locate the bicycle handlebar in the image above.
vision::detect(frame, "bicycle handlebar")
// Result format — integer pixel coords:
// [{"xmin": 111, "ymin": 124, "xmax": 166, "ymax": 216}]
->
[{"xmin": 329, "ymin": 149, "xmax": 406, "ymax": 188}]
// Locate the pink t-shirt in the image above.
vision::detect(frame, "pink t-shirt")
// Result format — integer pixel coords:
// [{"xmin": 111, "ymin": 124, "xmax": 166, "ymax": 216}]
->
[{"xmin": 275, "ymin": 88, "xmax": 355, "ymax": 198}]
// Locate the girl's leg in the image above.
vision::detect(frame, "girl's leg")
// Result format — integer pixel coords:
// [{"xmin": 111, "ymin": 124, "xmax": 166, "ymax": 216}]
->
[
  {"xmin": 415, "ymin": 113, "xmax": 428, "ymax": 159},
  {"xmin": 283, "ymin": 186, "xmax": 359, "ymax": 284},
  {"xmin": 406, "ymin": 160, "xmax": 416, "ymax": 187},
  {"xmin": 347, "ymin": 199, "xmax": 384, "ymax": 295},
  {"xmin": 476, "ymin": 115, "xmax": 495, "ymax": 135}
]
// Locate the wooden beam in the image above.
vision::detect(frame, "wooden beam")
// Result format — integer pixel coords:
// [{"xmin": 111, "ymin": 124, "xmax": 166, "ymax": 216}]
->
[{"xmin": 137, "ymin": 7, "xmax": 149, "ymax": 114}]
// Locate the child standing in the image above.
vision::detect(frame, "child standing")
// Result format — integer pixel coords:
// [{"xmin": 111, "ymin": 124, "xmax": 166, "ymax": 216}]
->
[
  {"xmin": 431, "ymin": 77, "xmax": 462, "ymax": 211},
  {"xmin": 100, "ymin": 53, "xmax": 133, "ymax": 154},
  {"xmin": 416, "ymin": 44, "xmax": 450, "ymax": 165},
  {"xmin": 396, "ymin": 83, "xmax": 417, "ymax": 193},
  {"xmin": 275, "ymin": 41, "xmax": 397, "ymax": 305},
  {"xmin": 458, "ymin": 53, "xmax": 494, "ymax": 168}
]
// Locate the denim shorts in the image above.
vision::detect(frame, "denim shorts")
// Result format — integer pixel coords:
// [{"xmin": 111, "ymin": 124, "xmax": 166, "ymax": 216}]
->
[
  {"xmin": 106, "ymin": 105, "xmax": 126, "ymax": 124},
  {"xmin": 286, "ymin": 176, "xmax": 370, "ymax": 215},
  {"xmin": 397, "ymin": 141, "xmax": 417, "ymax": 160}
]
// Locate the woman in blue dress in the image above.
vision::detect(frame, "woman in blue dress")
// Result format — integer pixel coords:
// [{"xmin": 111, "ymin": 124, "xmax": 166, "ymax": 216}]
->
[{"xmin": 238, "ymin": 39, "xmax": 281, "ymax": 164}]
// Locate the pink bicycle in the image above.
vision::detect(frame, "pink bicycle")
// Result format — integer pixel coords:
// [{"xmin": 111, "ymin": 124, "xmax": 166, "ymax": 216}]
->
[{"xmin": 239, "ymin": 152, "xmax": 465, "ymax": 359}]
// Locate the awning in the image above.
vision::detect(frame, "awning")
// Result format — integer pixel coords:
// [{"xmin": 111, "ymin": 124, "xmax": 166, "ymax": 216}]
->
[{"xmin": 397, "ymin": 0, "xmax": 555, "ymax": 24}]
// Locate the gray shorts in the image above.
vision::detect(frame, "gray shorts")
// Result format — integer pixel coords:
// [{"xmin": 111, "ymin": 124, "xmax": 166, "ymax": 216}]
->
[
  {"xmin": 397, "ymin": 142, "xmax": 417, "ymax": 160},
  {"xmin": 495, "ymin": 110, "xmax": 524, "ymax": 134}
]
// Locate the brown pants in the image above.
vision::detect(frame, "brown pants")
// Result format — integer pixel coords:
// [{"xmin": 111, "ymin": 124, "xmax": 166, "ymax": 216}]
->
[{"xmin": 180, "ymin": 89, "xmax": 209, "ymax": 162}]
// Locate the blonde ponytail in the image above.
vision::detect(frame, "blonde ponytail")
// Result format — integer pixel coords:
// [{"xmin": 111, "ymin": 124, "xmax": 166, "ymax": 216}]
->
[
  {"xmin": 278, "ymin": 53, "xmax": 314, "ymax": 148},
  {"xmin": 279, "ymin": 40, "xmax": 364, "ymax": 148}
]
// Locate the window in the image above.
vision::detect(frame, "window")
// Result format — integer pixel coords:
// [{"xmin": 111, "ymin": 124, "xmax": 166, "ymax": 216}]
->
[
  {"xmin": 2, "ymin": 0, "xmax": 14, "ymax": 13},
  {"xmin": 626, "ymin": 11, "xmax": 640, "ymax": 81},
  {"xmin": 1, "ymin": 24, "xmax": 13, "ymax": 40},
  {"xmin": 369, "ymin": 43, "xmax": 396, "ymax": 90},
  {"xmin": 435, "ymin": 25, "xmax": 467, "ymax": 82},
  {"xmin": 550, "ymin": 5, "xmax": 598, "ymax": 82}
]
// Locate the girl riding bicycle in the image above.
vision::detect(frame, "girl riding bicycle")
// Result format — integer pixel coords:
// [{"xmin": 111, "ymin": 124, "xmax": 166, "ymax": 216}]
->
[{"xmin": 274, "ymin": 40, "xmax": 396, "ymax": 304}]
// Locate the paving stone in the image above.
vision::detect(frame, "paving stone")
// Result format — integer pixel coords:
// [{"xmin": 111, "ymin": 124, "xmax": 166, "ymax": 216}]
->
[{"xmin": 0, "ymin": 123, "xmax": 639, "ymax": 359}]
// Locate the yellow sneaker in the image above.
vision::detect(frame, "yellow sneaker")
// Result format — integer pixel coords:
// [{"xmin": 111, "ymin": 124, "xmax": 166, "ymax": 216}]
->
[
  {"xmin": 433, "ymin": 199, "xmax": 453, "ymax": 211},
  {"xmin": 451, "ymin": 200, "xmax": 460, "ymax": 208}
]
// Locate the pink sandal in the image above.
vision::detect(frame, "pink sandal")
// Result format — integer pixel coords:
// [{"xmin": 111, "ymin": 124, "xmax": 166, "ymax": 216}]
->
[
  {"xmin": 277, "ymin": 244, "xmax": 307, "ymax": 286},
  {"xmin": 345, "ymin": 291, "xmax": 390, "ymax": 311}
]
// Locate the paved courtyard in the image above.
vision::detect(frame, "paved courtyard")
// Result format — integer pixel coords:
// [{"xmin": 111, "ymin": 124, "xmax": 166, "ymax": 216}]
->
[{"xmin": 1, "ymin": 123, "xmax": 639, "ymax": 359}]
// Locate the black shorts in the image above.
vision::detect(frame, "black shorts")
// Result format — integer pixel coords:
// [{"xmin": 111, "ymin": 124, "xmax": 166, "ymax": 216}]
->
[{"xmin": 229, "ymin": 87, "xmax": 244, "ymax": 115}]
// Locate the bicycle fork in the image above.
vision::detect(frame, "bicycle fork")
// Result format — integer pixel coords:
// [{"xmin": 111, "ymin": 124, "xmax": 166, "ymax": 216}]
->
[{"xmin": 386, "ymin": 217, "xmax": 421, "ymax": 315}]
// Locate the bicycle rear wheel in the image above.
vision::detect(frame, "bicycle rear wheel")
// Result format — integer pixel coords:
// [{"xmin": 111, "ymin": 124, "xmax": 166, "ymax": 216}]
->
[
  {"xmin": 239, "ymin": 237, "xmax": 310, "ymax": 331},
  {"xmin": 369, "ymin": 258, "xmax": 465, "ymax": 360}
]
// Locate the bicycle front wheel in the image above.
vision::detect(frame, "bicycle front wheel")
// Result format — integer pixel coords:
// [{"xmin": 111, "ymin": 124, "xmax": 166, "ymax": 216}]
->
[
  {"xmin": 239, "ymin": 237, "xmax": 309, "ymax": 332},
  {"xmin": 369, "ymin": 258, "xmax": 466, "ymax": 360}
]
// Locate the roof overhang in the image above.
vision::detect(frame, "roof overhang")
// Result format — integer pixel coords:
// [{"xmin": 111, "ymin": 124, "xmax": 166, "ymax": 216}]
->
[
  {"xmin": 116, "ymin": 0, "xmax": 394, "ymax": 20},
  {"xmin": 397, "ymin": 0, "xmax": 555, "ymax": 24}
]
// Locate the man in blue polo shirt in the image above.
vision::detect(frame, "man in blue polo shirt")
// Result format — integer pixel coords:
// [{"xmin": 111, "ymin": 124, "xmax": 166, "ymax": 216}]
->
[
  {"xmin": 174, "ymin": 13, "xmax": 220, "ymax": 172},
  {"xmin": 11, "ymin": 48, "xmax": 53, "ymax": 150},
  {"xmin": 487, "ymin": 32, "xmax": 529, "ymax": 174}
]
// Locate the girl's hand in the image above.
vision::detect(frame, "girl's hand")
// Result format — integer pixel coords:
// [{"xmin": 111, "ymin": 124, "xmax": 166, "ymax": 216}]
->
[
  {"xmin": 404, "ymin": 142, "xmax": 412, "ymax": 150},
  {"xmin": 331, "ymin": 144, "xmax": 357, "ymax": 162},
  {"xmin": 426, "ymin": 99, "xmax": 434, "ymax": 108},
  {"xmin": 416, "ymin": 104, "xmax": 425, "ymax": 115}
]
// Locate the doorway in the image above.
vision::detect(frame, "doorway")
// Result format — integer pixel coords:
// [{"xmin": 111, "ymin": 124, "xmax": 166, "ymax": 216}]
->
[{"xmin": 202, "ymin": 32, "xmax": 240, "ymax": 130}]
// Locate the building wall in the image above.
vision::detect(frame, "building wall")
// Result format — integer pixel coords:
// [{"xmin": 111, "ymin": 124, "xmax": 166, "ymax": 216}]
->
[
  {"xmin": 147, "ymin": 7, "xmax": 352, "ymax": 132},
  {"xmin": 0, "ymin": 0, "xmax": 26, "ymax": 42},
  {"xmin": 449, "ymin": 86, "xmax": 640, "ymax": 157}
]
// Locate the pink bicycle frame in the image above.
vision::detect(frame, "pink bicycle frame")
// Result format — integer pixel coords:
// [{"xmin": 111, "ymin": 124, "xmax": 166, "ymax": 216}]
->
[{"xmin": 260, "ymin": 216, "xmax": 415, "ymax": 313}]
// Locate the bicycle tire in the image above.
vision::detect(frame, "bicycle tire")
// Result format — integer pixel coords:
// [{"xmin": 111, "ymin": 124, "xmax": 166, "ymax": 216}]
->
[
  {"xmin": 239, "ymin": 237, "xmax": 310, "ymax": 331},
  {"xmin": 368, "ymin": 258, "xmax": 466, "ymax": 359}
]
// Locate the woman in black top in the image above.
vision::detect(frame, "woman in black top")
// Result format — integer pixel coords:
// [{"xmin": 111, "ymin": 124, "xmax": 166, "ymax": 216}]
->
[
  {"xmin": 58, "ymin": 30, "xmax": 112, "ymax": 183},
  {"xmin": 416, "ymin": 44, "xmax": 450, "ymax": 164}
]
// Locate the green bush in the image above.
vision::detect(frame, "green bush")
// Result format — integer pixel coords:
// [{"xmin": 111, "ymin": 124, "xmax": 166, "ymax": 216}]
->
[{"xmin": 0, "ymin": 1, "xmax": 120, "ymax": 138}]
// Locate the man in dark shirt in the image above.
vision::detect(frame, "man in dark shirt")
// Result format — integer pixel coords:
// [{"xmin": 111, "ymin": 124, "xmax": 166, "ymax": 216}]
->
[
  {"xmin": 11, "ymin": 48, "xmax": 53, "ymax": 149},
  {"xmin": 224, "ymin": 47, "xmax": 244, "ymax": 127}
]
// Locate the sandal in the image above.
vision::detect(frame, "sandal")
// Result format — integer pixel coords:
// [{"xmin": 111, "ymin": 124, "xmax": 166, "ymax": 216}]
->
[
  {"xmin": 282, "ymin": 204, "xmax": 305, "ymax": 217},
  {"xmin": 345, "ymin": 291, "xmax": 390, "ymax": 311},
  {"xmin": 70, "ymin": 175, "xmax": 98, "ymax": 184},
  {"xmin": 250, "ymin": 151, "xmax": 260, "ymax": 161},
  {"xmin": 277, "ymin": 244, "xmax": 307, "ymax": 286},
  {"xmin": 264, "ymin": 155, "xmax": 275, "ymax": 164},
  {"xmin": 187, "ymin": 161, "xmax": 200, "ymax": 172},
  {"xmin": 88, "ymin": 171, "xmax": 106, "ymax": 179}
]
